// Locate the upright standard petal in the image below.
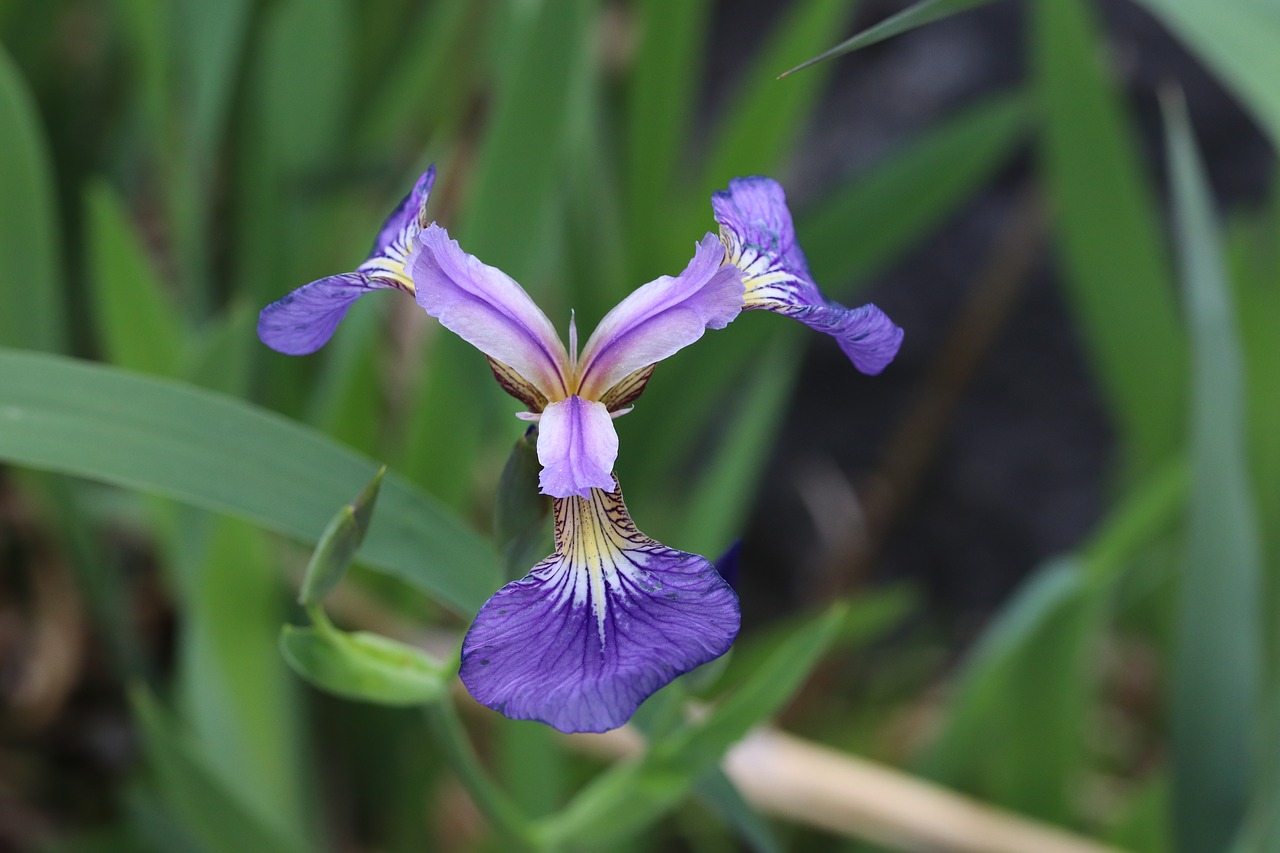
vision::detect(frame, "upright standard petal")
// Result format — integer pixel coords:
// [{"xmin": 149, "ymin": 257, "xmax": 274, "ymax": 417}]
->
[
  {"xmin": 712, "ymin": 175, "xmax": 814, "ymax": 303},
  {"xmin": 258, "ymin": 169, "xmax": 437, "ymax": 355},
  {"xmin": 576, "ymin": 234, "xmax": 743, "ymax": 401},
  {"xmin": 258, "ymin": 273, "xmax": 399, "ymax": 355},
  {"xmin": 459, "ymin": 481, "xmax": 740, "ymax": 733},
  {"xmin": 536, "ymin": 396, "xmax": 618, "ymax": 498},
  {"xmin": 367, "ymin": 166, "xmax": 436, "ymax": 264},
  {"xmin": 713, "ymin": 176, "xmax": 905, "ymax": 375},
  {"xmin": 412, "ymin": 225, "xmax": 571, "ymax": 402}
]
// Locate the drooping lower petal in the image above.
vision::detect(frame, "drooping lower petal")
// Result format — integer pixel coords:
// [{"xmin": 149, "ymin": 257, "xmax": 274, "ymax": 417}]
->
[
  {"xmin": 258, "ymin": 273, "xmax": 401, "ymax": 355},
  {"xmin": 576, "ymin": 234, "xmax": 744, "ymax": 401},
  {"xmin": 788, "ymin": 301, "xmax": 904, "ymax": 375},
  {"xmin": 536, "ymin": 396, "xmax": 617, "ymax": 498},
  {"xmin": 713, "ymin": 175, "xmax": 904, "ymax": 374},
  {"xmin": 412, "ymin": 224, "xmax": 571, "ymax": 402},
  {"xmin": 459, "ymin": 482, "xmax": 740, "ymax": 733}
]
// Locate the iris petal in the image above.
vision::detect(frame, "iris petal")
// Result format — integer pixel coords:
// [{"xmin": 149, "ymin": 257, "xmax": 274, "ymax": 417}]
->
[
  {"xmin": 257, "ymin": 169, "xmax": 436, "ymax": 355},
  {"xmin": 713, "ymin": 176, "xmax": 904, "ymax": 374},
  {"xmin": 368, "ymin": 167, "xmax": 435, "ymax": 261},
  {"xmin": 537, "ymin": 396, "xmax": 618, "ymax": 498},
  {"xmin": 577, "ymin": 234, "xmax": 743, "ymax": 401},
  {"xmin": 788, "ymin": 301, "xmax": 904, "ymax": 375},
  {"xmin": 412, "ymin": 225, "xmax": 571, "ymax": 402},
  {"xmin": 258, "ymin": 273, "xmax": 398, "ymax": 355},
  {"xmin": 459, "ymin": 481, "xmax": 740, "ymax": 733},
  {"xmin": 712, "ymin": 176, "xmax": 814, "ymax": 299}
]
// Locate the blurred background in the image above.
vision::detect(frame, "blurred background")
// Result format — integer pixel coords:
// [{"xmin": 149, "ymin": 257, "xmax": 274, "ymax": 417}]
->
[{"xmin": 1, "ymin": 0, "xmax": 1276, "ymax": 850}]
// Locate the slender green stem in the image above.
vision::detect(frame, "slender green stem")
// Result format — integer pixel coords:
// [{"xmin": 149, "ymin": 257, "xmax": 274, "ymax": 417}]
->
[{"xmin": 424, "ymin": 699, "xmax": 537, "ymax": 849}]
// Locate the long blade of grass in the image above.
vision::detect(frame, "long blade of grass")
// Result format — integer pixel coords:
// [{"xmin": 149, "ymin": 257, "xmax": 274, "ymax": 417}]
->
[
  {"xmin": 919, "ymin": 558, "xmax": 1095, "ymax": 824},
  {"xmin": 1132, "ymin": 0, "xmax": 1280, "ymax": 149},
  {"xmin": 0, "ymin": 350, "xmax": 499, "ymax": 614},
  {"xmin": 85, "ymin": 180, "xmax": 184, "ymax": 376},
  {"xmin": 130, "ymin": 688, "xmax": 309, "ymax": 853},
  {"xmin": 232, "ymin": 0, "xmax": 351, "ymax": 308},
  {"xmin": 780, "ymin": 0, "xmax": 997, "ymax": 77},
  {"xmin": 0, "ymin": 44, "xmax": 64, "ymax": 352},
  {"xmin": 923, "ymin": 456, "xmax": 1188, "ymax": 821},
  {"xmin": 1034, "ymin": 0, "xmax": 1186, "ymax": 477},
  {"xmin": 169, "ymin": 0, "xmax": 254, "ymax": 310},
  {"xmin": 701, "ymin": 0, "xmax": 852, "ymax": 197},
  {"xmin": 457, "ymin": 0, "xmax": 592, "ymax": 282},
  {"xmin": 801, "ymin": 90, "xmax": 1027, "ymax": 286},
  {"xmin": 675, "ymin": 333, "xmax": 801, "ymax": 555},
  {"xmin": 1225, "ymin": 185, "xmax": 1280, "ymax": 852},
  {"xmin": 168, "ymin": 514, "xmax": 309, "ymax": 845},
  {"xmin": 1163, "ymin": 89, "xmax": 1263, "ymax": 853},
  {"xmin": 623, "ymin": 0, "xmax": 713, "ymax": 277}
]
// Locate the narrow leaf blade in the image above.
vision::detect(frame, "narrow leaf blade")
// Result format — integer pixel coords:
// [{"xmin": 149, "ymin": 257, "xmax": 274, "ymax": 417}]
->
[{"xmin": 0, "ymin": 350, "xmax": 499, "ymax": 614}]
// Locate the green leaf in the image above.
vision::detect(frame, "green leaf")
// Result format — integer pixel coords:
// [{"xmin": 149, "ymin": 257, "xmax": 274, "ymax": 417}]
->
[
  {"xmin": 919, "ymin": 558, "xmax": 1096, "ymax": 824},
  {"xmin": 1034, "ymin": 0, "xmax": 1186, "ymax": 477},
  {"xmin": 1131, "ymin": 0, "xmax": 1280, "ymax": 149},
  {"xmin": 458, "ymin": 0, "xmax": 592, "ymax": 280},
  {"xmin": 130, "ymin": 688, "xmax": 309, "ymax": 853},
  {"xmin": 676, "ymin": 334, "xmax": 800, "ymax": 555},
  {"xmin": 539, "ymin": 604, "xmax": 846, "ymax": 848},
  {"xmin": 169, "ymin": 0, "xmax": 254, "ymax": 309},
  {"xmin": 182, "ymin": 301, "xmax": 257, "ymax": 396},
  {"xmin": 800, "ymin": 91, "xmax": 1028, "ymax": 287},
  {"xmin": 0, "ymin": 43, "xmax": 63, "ymax": 352},
  {"xmin": 298, "ymin": 466, "xmax": 385, "ymax": 606},
  {"xmin": 85, "ymin": 180, "xmax": 184, "ymax": 376},
  {"xmin": 623, "ymin": 0, "xmax": 712, "ymax": 275},
  {"xmin": 280, "ymin": 622, "xmax": 448, "ymax": 707},
  {"xmin": 355, "ymin": 1, "xmax": 485, "ymax": 152},
  {"xmin": 694, "ymin": 770, "xmax": 783, "ymax": 853},
  {"xmin": 702, "ymin": 0, "xmax": 852, "ymax": 191},
  {"xmin": 1163, "ymin": 89, "xmax": 1263, "ymax": 852},
  {"xmin": 715, "ymin": 586, "xmax": 915, "ymax": 696},
  {"xmin": 493, "ymin": 429, "xmax": 552, "ymax": 581},
  {"xmin": 0, "ymin": 349, "xmax": 499, "ymax": 614},
  {"xmin": 168, "ymin": 514, "xmax": 309, "ymax": 843},
  {"xmin": 233, "ymin": 0, "xmax": 351, "ymax": 307},
  {"xmin": 780, "ymin": 0, "xmax": 997, "ymax": 76}
]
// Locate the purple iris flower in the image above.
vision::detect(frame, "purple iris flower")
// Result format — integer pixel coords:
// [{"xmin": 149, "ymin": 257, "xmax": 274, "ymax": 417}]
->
[
  {"xmin": 257, "ymin": 168, "xmax": 903, "ymax": 734},
  {"xmin": 712, "ymin": 176, "xmax": 904, "ymax": 374}
]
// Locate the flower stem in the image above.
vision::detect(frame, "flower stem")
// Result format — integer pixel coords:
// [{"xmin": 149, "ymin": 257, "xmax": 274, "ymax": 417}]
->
[{"xmin": 423, "ymin": 699, "xmax": 537, "ymax": 849}]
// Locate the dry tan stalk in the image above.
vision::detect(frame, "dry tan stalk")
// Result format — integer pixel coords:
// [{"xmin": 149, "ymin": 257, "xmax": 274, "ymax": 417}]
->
[{"xmin": 569, "ymin": 725, "xmax": 1127, "ymax": 853}]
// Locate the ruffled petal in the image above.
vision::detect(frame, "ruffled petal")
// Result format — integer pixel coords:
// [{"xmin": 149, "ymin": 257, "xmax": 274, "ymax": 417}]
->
[
  {"xmin": 713, "ymin": 175, "xmax": 904, "ymax": 374},
  {"xmin": 536, "ymin": 396, "xmax": 618, "ymax": 498},
  {"xmin": 459, "ymin": 481, "xmax": 740, "ymax": 733},
  {"xmin": 258, "ymin": 273, "xmax": 398, "ymax": 355},
  {"xmin": 712, "ymin": 175, "xmax": 818, "ymax": 306},
  {"xmin": 789, "ymin": 301, "xmax": 904, "ymax": 375},
  {"xmin": 576, "ymin": 234, "xmax": 743, "ymax": 401},
  {"xmin": 412, "ymin": 224, "xmax": 571, "ymax": 401}
]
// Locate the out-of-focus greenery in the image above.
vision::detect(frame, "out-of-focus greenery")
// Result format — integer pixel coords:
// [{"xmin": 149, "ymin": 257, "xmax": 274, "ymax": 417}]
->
[{"xmin": 0, "ymin": 0, "xmax": 1276, "ymax": 851}]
